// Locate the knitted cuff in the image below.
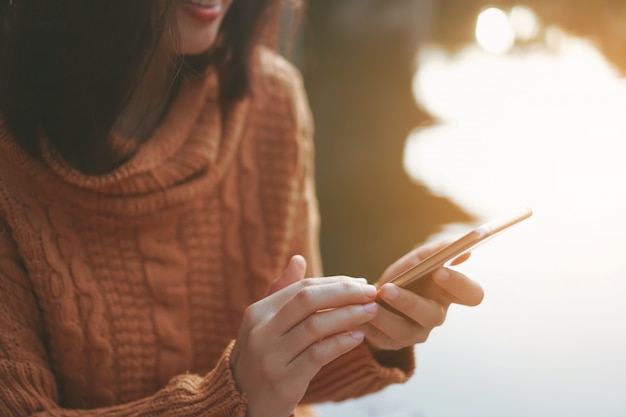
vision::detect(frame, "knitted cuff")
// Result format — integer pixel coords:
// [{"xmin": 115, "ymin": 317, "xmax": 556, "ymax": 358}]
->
[{"xmin": 302, "ymin": 342, "xmax": 415, "ymax": 403}]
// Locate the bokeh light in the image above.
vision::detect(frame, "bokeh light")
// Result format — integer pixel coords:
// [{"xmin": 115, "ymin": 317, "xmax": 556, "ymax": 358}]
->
[
  {"xmin": 509, "ymin": 5, "xmax": 540, "ymax": 41},
  {"xmin": 475, "ymin": 7, "xmax": 515, "ymax": 53}
]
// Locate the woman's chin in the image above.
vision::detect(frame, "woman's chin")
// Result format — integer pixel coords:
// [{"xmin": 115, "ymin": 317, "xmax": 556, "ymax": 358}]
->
[
  {"xmin": 176, "ymin": 32, "xmax": 218, "ymax": 55},
  {"xmin": 174, "ymin": 0, "xmax": 227, "ymax": 55}
]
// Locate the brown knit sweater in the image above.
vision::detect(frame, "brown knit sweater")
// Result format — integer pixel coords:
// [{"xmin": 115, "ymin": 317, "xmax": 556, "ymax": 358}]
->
[{"xmin": 0, "ymin": 48, "xmax": 414, "ymax": 416}]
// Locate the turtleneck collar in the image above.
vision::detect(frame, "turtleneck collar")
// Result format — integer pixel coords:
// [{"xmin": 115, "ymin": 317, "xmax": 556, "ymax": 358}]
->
[{"xmin": 0, "ymin": 67, "xmax": 250, "ymax": 216}]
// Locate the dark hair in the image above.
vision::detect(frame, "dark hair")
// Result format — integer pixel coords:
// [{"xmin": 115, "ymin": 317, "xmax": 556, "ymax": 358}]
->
[{"xmin": 0, "ymin": 0, "xmax": 284, "ymax": 174}]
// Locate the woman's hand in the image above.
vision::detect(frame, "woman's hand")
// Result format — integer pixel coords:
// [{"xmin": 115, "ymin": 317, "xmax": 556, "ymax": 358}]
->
[
  {"xmin": 362, "ymin": 242, "xmax": 484, "ymax": 352},
  {"xmin": 230, "ymin": 255, "xmax": 379, "ymax": 417}
]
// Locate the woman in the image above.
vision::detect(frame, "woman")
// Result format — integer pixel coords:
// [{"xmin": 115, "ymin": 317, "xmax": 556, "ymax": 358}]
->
[{"xmin": 0, "ymin": 1, "xmax": 484, "ymax": 416}]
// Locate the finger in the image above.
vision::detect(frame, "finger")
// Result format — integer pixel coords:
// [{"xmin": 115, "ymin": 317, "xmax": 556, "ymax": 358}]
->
[
  {"xmin": 432, "ymin": 268, "xmax": 484, "ymax": 306},
  {"xmin": 272, "ymin": 280, "xmax": 378, "ymax": 336},
  {"xmin": 377, "ymin": 283, "xmax": 447, "ymax": 328},
  {"xmin": 378, "ymin": 240, "xmax": 451, "ymax": 285},
  {"xmin": 260, "ymin": 275, "xmax": 368, "ymax": 313},
  {"xmin": 267, "ymin": 255, "xmax": 307, "ymax": 295},
  {"xmin": 449, "ymin": 251, "xmax": 471, "ymax": 266},
  {"xmin": 283, "ymin": 301, "xmax": 379, "ymax": 359},
  {"xmin": 288, "ymin": 330, "xmax": 365, "ymax": 381},
  {"xmin": 359, "ymin": 321, "xmax": 433, "ymax": 351}
]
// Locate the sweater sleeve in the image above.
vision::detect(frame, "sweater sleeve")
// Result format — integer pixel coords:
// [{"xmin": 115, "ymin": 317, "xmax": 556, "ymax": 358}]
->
[
  {"xmin": 0, "ymin": 218, "xmax": 248, "ymax": 417},
  {"xmin": 274, "ymin": 55, "xmax": 417, "ymax": 403}
]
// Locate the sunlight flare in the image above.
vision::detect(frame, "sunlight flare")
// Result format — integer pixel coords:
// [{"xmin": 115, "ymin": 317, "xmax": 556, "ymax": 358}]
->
[{"xmin": 475, "ymin": 7, "xmax": 515, "ymax": 54}]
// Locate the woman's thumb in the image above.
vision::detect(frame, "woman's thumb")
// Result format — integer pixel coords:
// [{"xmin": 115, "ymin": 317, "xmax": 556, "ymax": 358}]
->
[{"xmin": 267, "ymin": 255, "xmax": 307, "ymax": 295}]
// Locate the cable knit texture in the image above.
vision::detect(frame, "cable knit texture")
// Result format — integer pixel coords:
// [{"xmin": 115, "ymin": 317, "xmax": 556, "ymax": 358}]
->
[{"xmin": 0, "ymin": 48, "xmax": 415, "ymax": 417}]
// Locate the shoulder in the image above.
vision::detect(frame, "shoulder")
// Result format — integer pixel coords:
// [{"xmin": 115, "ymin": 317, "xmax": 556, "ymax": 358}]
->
[
  {"xmin": 254, "ymin": 46, "xmax": 304, "ymax": 87},
  {"xmin": 248, "ymin": 47, "xmax": 313, "ymax": 138},
  {"xmin": 0, "ymin": 119, "xmax": 46, "ymax": 220},
  {"xmin": 250, "ymin": 46, "xmax": 307, "ymax": 105}
]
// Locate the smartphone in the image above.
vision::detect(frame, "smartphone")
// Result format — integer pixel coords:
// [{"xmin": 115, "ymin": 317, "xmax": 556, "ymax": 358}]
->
[{"xmin": 379, "ymin": 207, "xmax": 532, "ymax": 313}]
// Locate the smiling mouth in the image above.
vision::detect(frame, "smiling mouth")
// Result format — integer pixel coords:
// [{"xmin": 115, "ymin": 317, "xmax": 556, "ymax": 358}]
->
[{"xmin": 180, "ymin": 0, "xmax": 223, "ymax": 22}]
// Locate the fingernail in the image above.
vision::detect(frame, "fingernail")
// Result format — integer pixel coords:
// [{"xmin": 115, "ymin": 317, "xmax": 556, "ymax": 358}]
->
[
  {"xmin": 363, "ymin": 285, "xmax": 377, "ymax": 298},
  {"xmin": 434, "ymin": 269, "xmax": 450, "ymax": 281},
  {"xmin": 350, "ymin": 331, "xmax": 364, "ymax": 341},
  {"xmin": 382, "ymin": 284, "xmax": 399, "ymax": 301},
  {"xmin": 363, "ymin": 302, "xmax": 378, "ymax": 314}
]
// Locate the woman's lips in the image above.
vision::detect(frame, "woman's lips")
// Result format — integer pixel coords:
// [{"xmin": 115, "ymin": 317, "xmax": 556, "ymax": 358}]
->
[{"xmin": 181, "ymin": 0, "xmax": 223, "ymax": 22}]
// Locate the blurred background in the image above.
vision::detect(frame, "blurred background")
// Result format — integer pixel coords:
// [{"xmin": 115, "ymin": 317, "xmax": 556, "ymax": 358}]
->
[{"xmin": 282, "ymin": 1, "xmax": 626, "ymax": 416}]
